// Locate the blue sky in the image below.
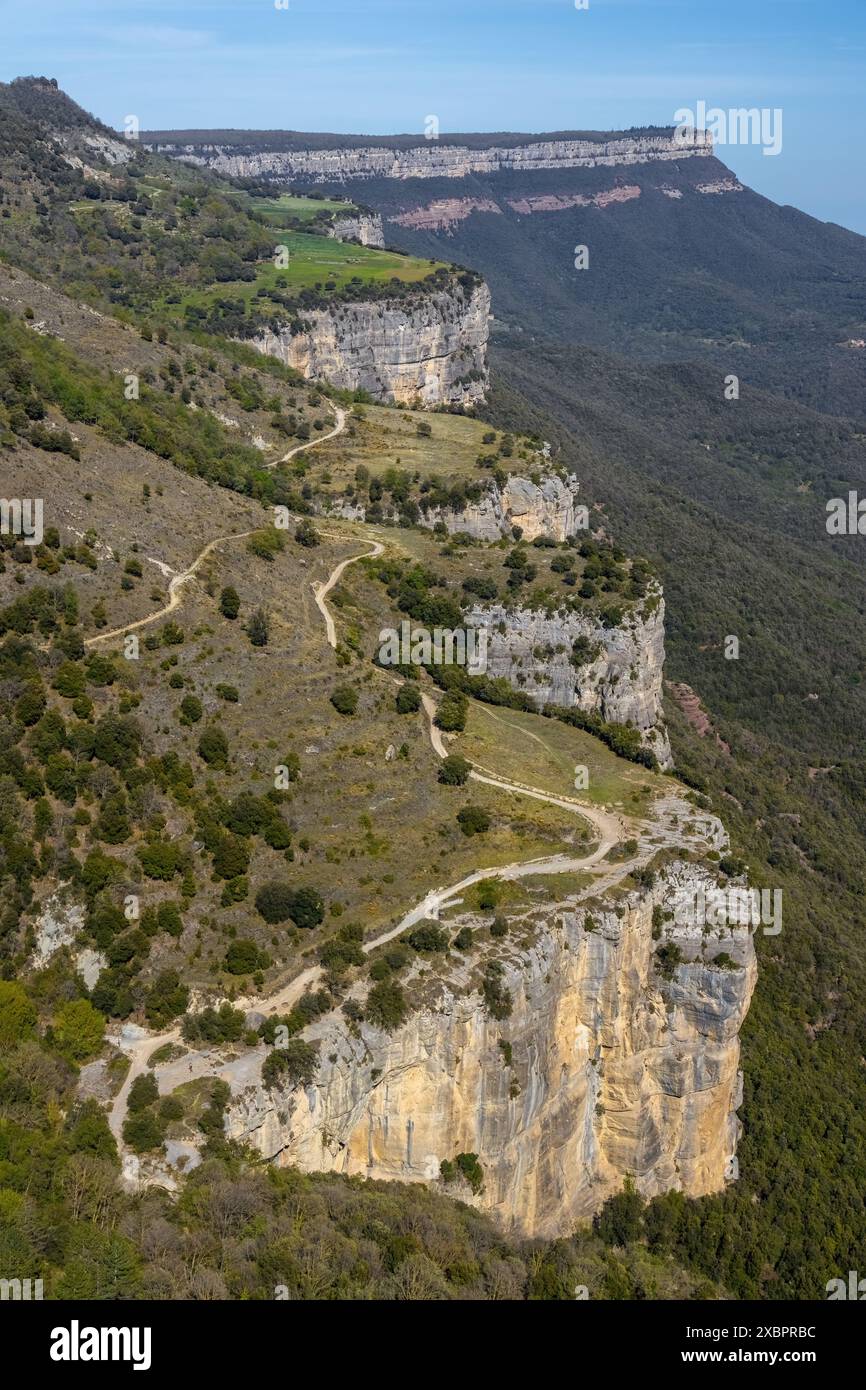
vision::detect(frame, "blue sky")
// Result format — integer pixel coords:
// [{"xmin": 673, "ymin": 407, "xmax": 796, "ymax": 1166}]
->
[{"xmin": 4, "ymin": 0, "xmax": 866, "ymax": 232}]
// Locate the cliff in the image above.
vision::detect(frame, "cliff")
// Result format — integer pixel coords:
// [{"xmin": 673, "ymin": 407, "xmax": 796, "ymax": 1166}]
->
[
  {"xmin": 464, "ymin": 592, "xmax": 672, "ymax": 768},
  {"xmin": 226, "ymin": 852, "xmax": 755, "ymax": 1238},
  {"xmin": 328, "ymin": 211, "xmax": 385, "ymax": 248},
  {"xmin": 246, "ymin": 281, "xmax": 490, "ymax": 407},
  {"xmin": 151, "ymin": 130, "xmax": 712, "ymax": 183}
]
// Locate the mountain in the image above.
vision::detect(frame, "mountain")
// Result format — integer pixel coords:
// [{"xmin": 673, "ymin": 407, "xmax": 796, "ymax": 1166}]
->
[{"xmin": 148, "ymin": 125, "xmax": 866, "ymax": 421}]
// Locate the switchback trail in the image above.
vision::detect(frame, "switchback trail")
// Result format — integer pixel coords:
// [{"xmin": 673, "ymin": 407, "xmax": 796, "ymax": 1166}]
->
[
  {"xmin": 107, "ymin": 513, "xmax": 671, "ymax": 1166},
  {"xmin": 88, "ymin": 403, "xmax": 349, "ymax": 649}
]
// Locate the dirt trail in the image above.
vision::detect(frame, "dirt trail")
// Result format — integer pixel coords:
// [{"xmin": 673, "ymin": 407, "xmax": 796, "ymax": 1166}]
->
[
  {"xmin": 107, "ymin": 512, "xmax": 659, "ymax": 1154},
  {"xmin": 89, "ymin": 404, "xmax": 349, "ymax": 650}
]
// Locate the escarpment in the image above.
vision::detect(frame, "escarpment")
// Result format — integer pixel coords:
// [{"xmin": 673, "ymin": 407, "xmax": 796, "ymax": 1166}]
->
[
  {"xmin": 320, "ymin": 471, "xmax": 584, "ymax": 543},
  {"xmin": 147, "ymin": 130, "xmax": 712, "ymax": 183},
  {"xmin": 226, "ymin": 849, "xmax": 756, "ymax": 1238},
  {"xmin": 246, "ymin": 280, "xmax": 490, "ymax": 406},
  {"xmin": 465, "ymin": 592, "xmax": 672, "ymax": 769}
]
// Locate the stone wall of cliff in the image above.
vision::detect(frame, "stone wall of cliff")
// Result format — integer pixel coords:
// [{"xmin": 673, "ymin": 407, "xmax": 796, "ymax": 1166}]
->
[
  {"xmin": 464, "ymin": 592, "xmax": 672, "ymax": 768},
  {"xmin": 246, "ymin": 281, "xmax": 490, "ymax": 407},
  {"xmin": 226, "ymin": 854, "xmax": 755, "ymax": 1238},
  {"xmin": 155, "ymin": 131, "xmax": 712, "ymax": 183}
]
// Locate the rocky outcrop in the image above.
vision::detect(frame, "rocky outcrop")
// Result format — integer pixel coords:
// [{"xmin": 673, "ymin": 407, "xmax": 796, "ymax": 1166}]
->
[
  {"xmin": 427, "ymin": 473, "xmax": 583, "ymax": 542},
  {"xmin": 246, "ymin": 281, "xmax": 490, "ymax": 407},
  {"xmin": 328, "ymin": 211, "xmax": 385, "ymax": 247},
  {"xmin": 153, "ymin": 130, "xmax": 712, "ymax": 183},
  {"xmin": 226, "ymin": 856, "xmax": 755, "ymax": 1238},
  {"xmin": 464, "ymin": 592, "xmax": 672, "ymax": 767}
]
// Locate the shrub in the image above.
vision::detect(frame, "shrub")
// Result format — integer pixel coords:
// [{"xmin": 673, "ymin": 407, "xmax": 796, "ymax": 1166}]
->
[
  {"xmin": 144, "ymin": 970, "xmax": 190, "ymax": 1027},
  {"xmin": 262, "ymin": 1039, "xmax": 319, "ymax": 1090},
  {"xmin": 330, "ymin": 684, "xmax": 358, "ymax": 716},
  {"xmin": 219, "ymin": 586, "xmax": 240, "ymax": 619},
  {"xmin": 365, "ymin": 979, "xmax": 408, "ymax": 1032},
  {"xmin": 407, "ymin": 923, "xmax": 448, "ymax": 953},
  {"xmin": 224, "ymin": 939, "xmax": 267, "ymax": 975},
  {"xmin": 438, "ymin": 754, "xmax": 470, "ymax": 786},
  {"xmin": 179, "ymin": 694, "xmax": 203, "ymax": 725},
  {"xmin": 457, "ymin": 805, "xmax": 491, "ymax": 837},
  {"xmin": 198, "ymin": 726, "xmax": 229, "ymax": 768},
  {"xmin": 396, "ymin": 683, "xmax": 421, "ymax": 714},
  {"xmin": 128, "ymin": 1072, "xmax": 159, "ymax": 1113}
]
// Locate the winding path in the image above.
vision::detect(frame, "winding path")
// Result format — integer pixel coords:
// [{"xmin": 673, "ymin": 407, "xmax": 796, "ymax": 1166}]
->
[
  {"xmin": 106, "ymin": 510, "xmax": 663, "ymax": 1158},
  {"xmin": 88, "ymin": 404, "xmax": 349, "ymax": 650}
]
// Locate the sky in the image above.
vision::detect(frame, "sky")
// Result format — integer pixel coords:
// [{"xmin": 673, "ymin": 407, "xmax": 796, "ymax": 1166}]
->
[{"xmin": 3, "ymin": 0, "xmax": 866, "ymax": 232}]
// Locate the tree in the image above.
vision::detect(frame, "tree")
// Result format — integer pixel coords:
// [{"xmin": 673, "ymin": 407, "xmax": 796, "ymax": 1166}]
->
[
  {"xmin": 123, "ymin": 1109, "xmax": 165, "ymax": 1155},
  {"xmin": 330, "ymin": 684, "xmax": 358, "ymax": 716},
  {"xmin": 198, "ymin": 725, "xmax": 229, "ymax": 768},
  {"xmin": 457, "ymin": 805, "xmax": 491, "ymax": 837},
  {"xmin": 0, "ymin": 980, "xmax": 37, "ymax": 1046},
  {"xmin": 219, "ymin": 586, "xmax": 240, "ymax": 619},
  {"xmin": 365, "ymin": 979, "xmax": 407, "ymax": 1032},
  {"xmin": 246, "ymin": 608, "xmax": 269, "ymax": 647},
  {"xmin": 144, "ymin": 970, "xmax": 189, "ymax": 1027},
  {"xmin": 225, "ymin": 939, "xmax": 265, "ymax": 976},
  {"xmin": 262, "ymin": 1039, "xmax": 319, "ymax": 1090},
  {"xmin": 128, "ymin": 1072, "xmax": 159, "ymax": 1113},
  {"xmin": 212, "ymin": 834, "xmax": 250, "ymax": 880},
  {"xmin": 288, "ymin": 886, "xmax": 325, "ymax": 930},
  {"xmin": 179, "ymin": 694, "xmax": 203, "ymax": 725},
  {"xmin": 396, "ymin": 683, "xmax": 421, "ymax": 714},
  {"xmin": 294, "ymin": 519, "xmax": 320, "ymax": 548},
  {"xmin": 53, "ymin": 998, "xmax": 105, "ymax": 1062},
  {"xmin": 435, "ymin": 690, "xmax": 468, "ymax": 733},
  {"xmin": 438, "ymin": 753, "xmax": 470, "ymax": 786},
  {"xmin": 255, "ymin": 881, "xmax": 295, "ymax": 924}
]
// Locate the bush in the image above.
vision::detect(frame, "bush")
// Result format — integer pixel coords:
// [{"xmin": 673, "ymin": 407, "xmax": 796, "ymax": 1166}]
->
[
  {"xmin": 457, "ymin": 805, "xmax": 491, "ymax": 837},
  {"xmin": 365, "ymin": 979, "xmax": 408, "ymax": 1032},
  {"xmin": 198, "ymin": 726, "xmax": 229, "ymax": 768},
  {"xmin": 255, "ymin": 881, "xmax": 296, "ymax": 924},
  {"xmin": 438, "ymin": 754, "xmax": 470, "ymax": 786},
  {"xmin": 122, "ymin": 1109, "xmax": 165, "ymax": 1154},
  {"xmin": 128, "ymin": 1072, "xmax": 159, "ymax": 1113},
  {"xmin": 396, "ymin": 683, "xmax": 421, "ymax": 714},
  {"xmin": 435, "ymin": 690, "xmax": 468, "ymax": 732},
  {"xmin": 224, "ymin": 939, "xmax": 267, "ymax": 975},
  {"xmin": 407, "ymin": 923, "xmax": 449, "ymax": 953},
  {"xmin": 219, "ymin": 586, "xmax": 240, "ymax": 619},
  {"xmin": 330, "ymin": 684, "xmax": 358, "ymax": 716},
  {"xmin": 262, "ymin": 1039, "xmax": 319, "ymax": 1090}
]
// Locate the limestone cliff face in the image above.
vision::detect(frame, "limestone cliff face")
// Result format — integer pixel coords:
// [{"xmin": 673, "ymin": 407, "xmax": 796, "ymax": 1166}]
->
[
  {"xmin": 464, "ymin": 593, "xmax": 672, "ymax": 768},
  {"xmin": 319, "ymin": 473, "xmax": 583, "ymax": 541},
  {"xmin": 226, "ymin": 859, "xmax": 755, "ymax": 1238},
  {"xmin": 328, "ymin": 211, "xmax": 385, "ymax": 247},
  {"xmin": 246, "ymin": 281, "xmax": 489, "ymax": 407},
  {"xmin": 426, "ymin": 473, "xmax": 582, "ymax": 542},
  {"xmin": 154, "ymin": 131, "xmax": 712, "ymax": 183}
]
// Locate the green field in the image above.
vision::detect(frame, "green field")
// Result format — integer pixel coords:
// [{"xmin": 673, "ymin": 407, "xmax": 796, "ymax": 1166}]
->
[
  {"xmin": 247, "ymin": 193, "xmax": 358, "ymax": 224},
  {"xmin": 165, "ymin": 229, "xmax": 444, "ymax": 316},
  {"xmin": 459, "ymin": 701, "xmax": 665, "ymax": 809}
]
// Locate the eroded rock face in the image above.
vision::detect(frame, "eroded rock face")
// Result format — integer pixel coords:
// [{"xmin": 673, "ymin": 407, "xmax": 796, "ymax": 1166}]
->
[
  {"xmin": 328, "ymin": 212, "xmax": 385, "ymax": 247},
  {"xmin": 246, "ymin": 282, "xmax": 490, "ymax": 407},
  {"xmin": 155, "ymin": 131, "xmax": 712, "ymax": 183},
  {"xmin": 429, "ymin": 473, "xmax": 583, "ymax": 542},
  {"xmin": 227, "ymin": 860, "xmax": 755, "ymax": 1238},
  {"xmin": 464, "ymin": 593, "xmax": 672, "ymax": 768}
]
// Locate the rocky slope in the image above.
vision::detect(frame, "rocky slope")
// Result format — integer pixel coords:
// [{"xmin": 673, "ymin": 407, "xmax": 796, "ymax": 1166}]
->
[
  {"xmin": 465, "ymin": 592, "xmax": 672, "ymax": 768},
  {"xmin": 227, "ymin": 849, "xmax": 755, "ymax": 1238},
  {"xmin": 246, "ymin": 281, "xmax": 490, "ymax": 406}
]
